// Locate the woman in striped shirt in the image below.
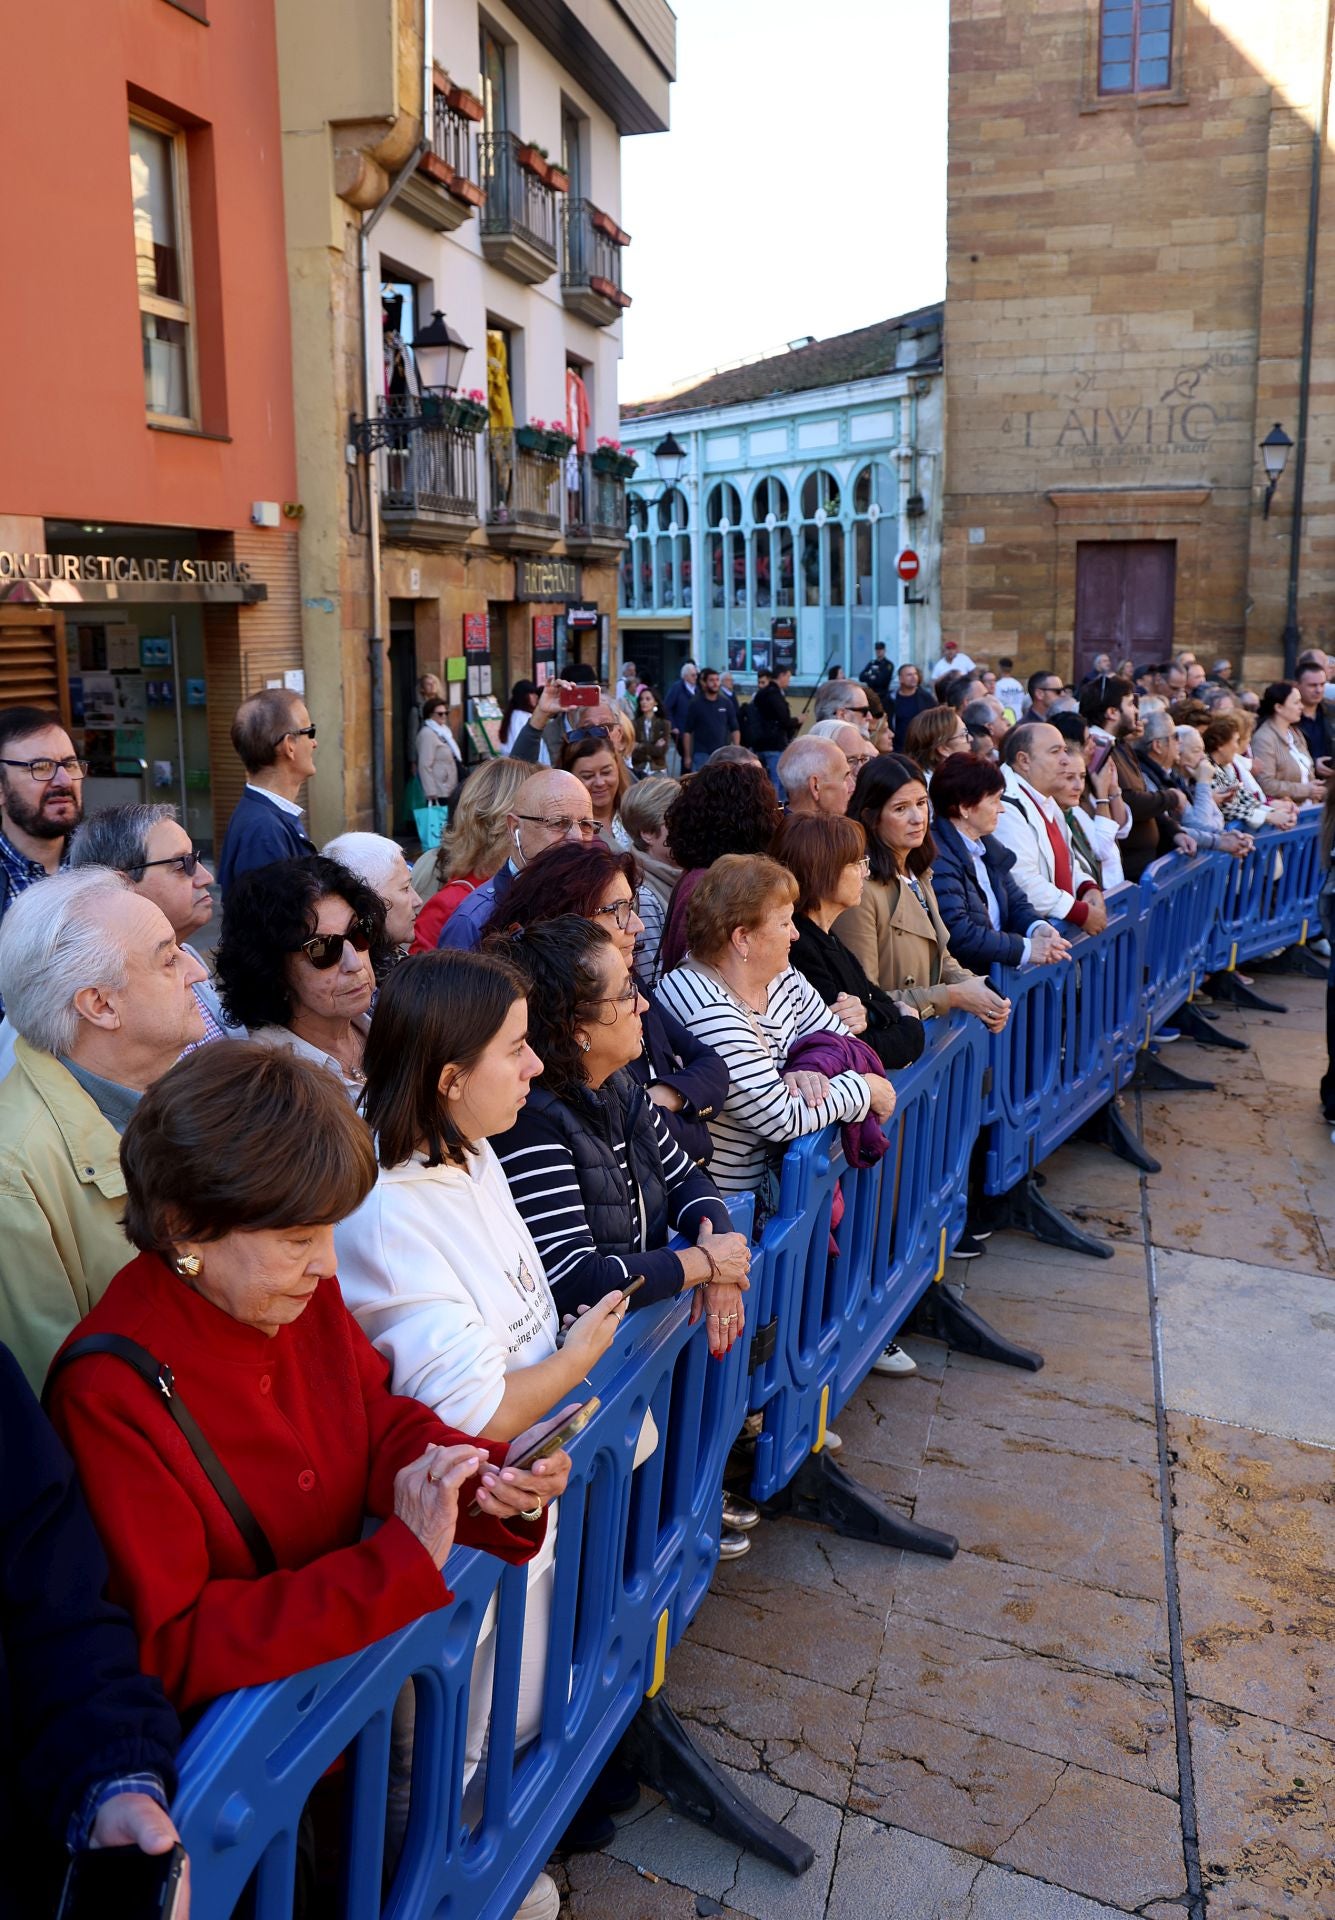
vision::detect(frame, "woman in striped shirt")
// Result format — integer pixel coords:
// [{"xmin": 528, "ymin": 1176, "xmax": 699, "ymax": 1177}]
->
[
  {"xmin": 492, "ymin": 918, "xmax": 749, "ymax": 1350},
  {"xmin": 656, "ymin": 855, "xmax": 895, "ymax": 1198}
]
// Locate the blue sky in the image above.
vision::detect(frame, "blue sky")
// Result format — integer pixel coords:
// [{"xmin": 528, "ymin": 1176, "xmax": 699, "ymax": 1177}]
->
[{"xmin": 617, "ymin": 0, "xmax": 950, "ymax": 404}]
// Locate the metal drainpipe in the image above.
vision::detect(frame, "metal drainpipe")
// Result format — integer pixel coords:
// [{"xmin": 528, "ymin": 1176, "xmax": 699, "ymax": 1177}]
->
[
  {"xmin": 356, "ymin": 0, "xmax": 433, "ymax": 831},
  {"xmin": 1280, "ymin": 0, "xmax": 1333, "ymax": 676}
]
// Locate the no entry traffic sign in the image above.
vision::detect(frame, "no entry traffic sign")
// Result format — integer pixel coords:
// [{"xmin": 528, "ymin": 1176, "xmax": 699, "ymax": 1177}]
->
[{"xmin": 897, "ymin": 549, "xmax": 920, "ymax": 583}]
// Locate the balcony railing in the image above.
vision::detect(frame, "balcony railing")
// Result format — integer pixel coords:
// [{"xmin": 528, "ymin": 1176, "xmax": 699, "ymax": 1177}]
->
[
  {"xmin": 562, "ymin": 200, "xmax": 631, "ymax": 326},
  {"xmin": 430, "ymin": 89, "xmax": 472, "ymax": 180},
  {"xmin": 374, "ymin": 398, "xmax": 480, "ymax": 540},
  {"xmin": 486, "ymin": 430, "xmax": 562, "ymax": 549},
  {"xmin": 478, "ymin": 132, "xmax": 558, "ymax": 283},
  {"xmin": 402, "ymin": 88, "xmax": 484, "ymax": 233},
  {"xmin": 564, "ymin": 455, "xmax": 628, "ymax": 551}
]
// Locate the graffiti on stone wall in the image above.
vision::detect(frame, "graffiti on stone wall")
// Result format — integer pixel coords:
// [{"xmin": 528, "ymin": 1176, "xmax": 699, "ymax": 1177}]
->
[{"xmin": 1001, "ymin": 356, "xmax": 1246, "ymax": 468}]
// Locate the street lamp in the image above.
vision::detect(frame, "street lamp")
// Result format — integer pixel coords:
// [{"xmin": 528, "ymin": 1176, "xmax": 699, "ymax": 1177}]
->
[
  {"xmin": 1260, "ymin": 423, "xmax": 1293, "ymax": 520},
  {"xmin": 653, "ymin": 432, "xmax": 687, "ymax": 489},
  {"xmin": 413, "ymin": 310, "xmax": 470, "ymax": 397}
]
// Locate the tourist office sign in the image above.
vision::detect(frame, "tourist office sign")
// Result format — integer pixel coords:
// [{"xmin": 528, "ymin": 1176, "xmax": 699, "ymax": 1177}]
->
[{"xmin": 0, "ymin": 550, "xmax": 267, "ymax": 604}]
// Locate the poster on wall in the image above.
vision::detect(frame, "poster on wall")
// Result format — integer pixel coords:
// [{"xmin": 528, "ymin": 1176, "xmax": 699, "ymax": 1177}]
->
[
  {"xmin": 105, "ymin": 624, "xmax": 139, "ymax": 672},
  {"xmin": 81, "ymin": 672, "xmax": 116, "ymax": 729},
  {"xmin": 727, "ymin": 638, "xmax": 748, "ymax": 673},
  {"xmin": 751, "ymin": 640, "xmax": 772, "ymax": 674},
  {"xmin": 532, "ymin": 612, "xmax": 555, "ymax": 685},
  {"xmin": 114, "ymin": 676, "xmax": 148, "ymax": 727},
  {"xmin": 771, "ymin": 617, "xmax": 797, "ymax": 674},
  {"xmin": 140, "ymin": 636, "xmax": 172, "ymax": 668},
  {"xmin": 463, "ymin": 612, "xmax": 489, "ymax": 655}
]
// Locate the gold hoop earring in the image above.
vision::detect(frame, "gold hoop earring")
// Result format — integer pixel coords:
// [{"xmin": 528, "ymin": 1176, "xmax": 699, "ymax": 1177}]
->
[{"xmin": 175, "ymin": 1253, "xmax": 202, "ymax": 1278}]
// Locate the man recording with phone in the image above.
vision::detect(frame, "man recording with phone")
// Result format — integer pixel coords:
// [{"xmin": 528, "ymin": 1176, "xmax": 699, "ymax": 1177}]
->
[{"xmin": 2, "ymin": 1342, "xmax": 188, "ymax": 1918}]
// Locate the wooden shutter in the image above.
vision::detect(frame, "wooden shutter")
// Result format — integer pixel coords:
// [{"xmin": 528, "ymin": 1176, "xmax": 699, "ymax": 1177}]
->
[{"xmin": 0, "ymin": 609, "xmax": 71, "ymax": 720}]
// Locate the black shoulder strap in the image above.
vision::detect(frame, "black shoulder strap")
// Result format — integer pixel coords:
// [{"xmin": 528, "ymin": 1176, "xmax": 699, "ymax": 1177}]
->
[{"xmin": 45, "ymin": 1334, "xmax": 278, "ymax": 1575}]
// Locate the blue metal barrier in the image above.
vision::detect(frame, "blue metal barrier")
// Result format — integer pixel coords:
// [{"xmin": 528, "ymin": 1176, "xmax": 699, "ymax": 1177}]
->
[
  {"xmin": 1138, "ymin": 850, "xmax": 1222, "ymax": 1038},
  {"xmin": 747, "ymin": 1016, "xmax": 986, "ymax": 1503},
  {"xmin": 173, "ymin": 1216, "xmax": 753, "ymax": 1920},
  {"xmin": 1206, "ymin": 816, "xmax": 1323, "ymax": 972}
]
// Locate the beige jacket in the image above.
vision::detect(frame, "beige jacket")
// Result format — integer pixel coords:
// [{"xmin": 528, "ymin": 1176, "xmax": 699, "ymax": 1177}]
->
[
  {"xmin": 833, "ymin": 869, "xmax": 976, "ymax": 1017},
  {"xmin": 0, "ymin": 1038, "xmax": 134, "ymax": 1390},
  {"xmin": 416, "ymin": 722, "xmax": 461, "ymax": 801},
  {"xmin": 1249, "ymin": 719, "xmax": 1319, "ymax": 802}
]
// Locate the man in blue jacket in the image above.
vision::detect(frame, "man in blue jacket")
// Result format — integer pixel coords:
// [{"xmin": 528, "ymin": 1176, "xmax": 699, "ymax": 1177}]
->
[
  {"xmin": 1, "ymin": 1343, "xmax": 184, "ymax": 1914},
  {"xmin": 215, "ymin": 688, "xmax": 318, "ymax": 897}
]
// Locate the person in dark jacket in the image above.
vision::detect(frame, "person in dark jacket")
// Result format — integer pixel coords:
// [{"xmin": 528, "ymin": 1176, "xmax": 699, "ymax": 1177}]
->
[
  {"xmin": 771, "ymin": 813, "xmax": 926, "ymax": 1074},
  {"xmin": 749, "ymin": 668, "xmax": 801, "ymax": 759},
  {"xmin": 891, "ymin": 663, "xmax": 936, "ymax": 740},
  {"xmin": 927, "ymin": 756, "xmax": 1071, "ymax": 973},
  {"xmin": 482, "ymin": 840, "xmax": 728, "ymax": 1163},
  {"xmin": 492, "ymin": 917, "xmax": 747, "ymax": 1326},
  {"xmin": 215, "ymin": 688, "xmax": 319, "ymax": 898},
  {"xmin": 858, "ymin": 644, "xmax": 894, "ymax": 700},
  {"xmin": 1, "ymin": 1342, "xmax": 184, "ymax": 1918}
]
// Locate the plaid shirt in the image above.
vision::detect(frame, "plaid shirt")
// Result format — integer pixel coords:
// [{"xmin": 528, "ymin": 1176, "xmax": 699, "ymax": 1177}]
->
[
  {"xmin": 67, "ymin": 1771, "xmax": 170, "ymax": 1852},
  {"xmin": 0, "ymin": 828, "xmax": 70, "ymax": 921}
]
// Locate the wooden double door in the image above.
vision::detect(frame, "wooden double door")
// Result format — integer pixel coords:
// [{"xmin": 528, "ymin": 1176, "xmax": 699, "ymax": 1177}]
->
[{"xmin": 1074, "ymin": 540, "xmax": 1176, "ymax": 681}]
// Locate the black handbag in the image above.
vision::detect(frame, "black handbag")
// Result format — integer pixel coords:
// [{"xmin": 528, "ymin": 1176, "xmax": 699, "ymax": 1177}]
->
[{"xmin": 45, "ymin": 1334, "xmax": 277, "ymax": 1575}]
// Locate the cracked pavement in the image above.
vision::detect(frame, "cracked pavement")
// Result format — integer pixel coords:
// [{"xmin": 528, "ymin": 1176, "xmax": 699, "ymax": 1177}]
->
[{"xmin": 552, "ymin": 973, "xmax": 1335, "ymax": 1918}]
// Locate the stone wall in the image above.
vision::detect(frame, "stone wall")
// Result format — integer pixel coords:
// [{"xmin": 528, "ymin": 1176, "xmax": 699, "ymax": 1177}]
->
[{"xmin": 943, "ymin": 0, "xmax": 1335, "ymax": 681}]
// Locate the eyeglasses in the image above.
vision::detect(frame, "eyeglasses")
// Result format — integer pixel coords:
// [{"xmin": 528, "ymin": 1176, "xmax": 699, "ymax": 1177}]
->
[
  {"xmin": 295, "ymin": 921, "xmax": 373, "ymax": 969},
  {"xmin": 564, "ymin": 725, "xmax": 612, "ymax": 745},
  {"xmin": 595, "ymin": 976, "xmax": 641, "ymax": 1008},
  {"xmin": 0, "ymin": 755, "xmax": 89, "ymax": 781},
  {"xmin": 134, "ymin": 849, "xmax": 204, "ymax": 879},
  {"xmin": 844, "ymin": 703, "xmax": 872, "ymax": 717},
  {"xmin": 514, "ymin": 813, "xmax": 599, "ymax": 838},
  {"xmin": 592, "ymin": 893, "xmax": 641, "ymax": 931},
  {"xmin": 852, "ymin": 856, "xmax": 871, "ymax": 875},
  {"xmin": 277, "ymin": 725, "xmax": 318, "ymax": 744}
]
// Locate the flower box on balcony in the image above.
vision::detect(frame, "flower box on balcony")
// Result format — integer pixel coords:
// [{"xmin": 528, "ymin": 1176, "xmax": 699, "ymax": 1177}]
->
[
  {"xmin": 515, "ymin": 424, "xmax": 549, "ymax": 453},
  {"xmin": 590, "ymin": 208, "xmax": 630, "ymax": 246},
  {"xmin": 544, "ymin": 427, "xmax": 576, "ymax": 459},
  {"xmin": 516, "ymin": 143, "xmax": 550, "ymax": 183},
  {"xmin": 446, "ymin": 83, "xmax": 484, "ymax": 122},
  {"xmin": 589, "ymin": 275, "xmax": 632, "ymax": 310},
  {"xmin": 419, "ymin": 150, "xmax": 457, "ymax": 188},
  {"xmin": 452, "ymin": 397, "xmax": 489, "ymax": 433},
  {"xmin": 592, "ymin": 447, "xmax": 637, "ymax": 479},
  {"xmin": 447, "ymin": 175, "xmax": 486, "ymax": 209},
  {"xmin": 546, "ymin": 165, "xmax": 570, "ymax": 194}
]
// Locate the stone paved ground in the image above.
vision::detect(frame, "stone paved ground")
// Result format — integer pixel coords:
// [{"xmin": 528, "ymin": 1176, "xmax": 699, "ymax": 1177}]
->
[{"xmin": 553, "ymin": 970, "xmax": 1335, "ymax": 1920}]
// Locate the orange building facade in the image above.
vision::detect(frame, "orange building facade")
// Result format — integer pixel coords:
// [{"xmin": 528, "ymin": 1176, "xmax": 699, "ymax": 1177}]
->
[{"xmin": 0, "ymin": 0, "xmax": 300, "ymax": 850}]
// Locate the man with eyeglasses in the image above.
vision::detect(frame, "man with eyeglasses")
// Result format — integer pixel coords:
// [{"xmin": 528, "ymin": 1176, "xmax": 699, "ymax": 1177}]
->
[
  {"xmin": 68, "ymin": 803, "xmax": 233, "ymax": 1045},
  {"xmin": 215, "ymin": 688, "xmax": 319, "ymax": 898},
  {"xmin": 0, "ymin": 707, "xmax": 86, "ymax": 959},
  {"xmin": 438, "ymin": 768, "xmax": 596, "ymax": 951},
  {"xmin": 812, "ymin": 679, "xmax": 874, "ymax": 739}
]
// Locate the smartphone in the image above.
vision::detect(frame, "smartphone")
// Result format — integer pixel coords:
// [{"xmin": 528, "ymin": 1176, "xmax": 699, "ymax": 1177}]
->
[
  {"xmin": 559, "ymin": 684, "xmax": 601, "ymax": 709},
  {"xmin": 619, "ymin": 1275, "xmax": 646, "ymax": 1301},
  {"xmin": 468, "ymin": 1398, "xmax": 601, "ymax": 1514},
  {"xmin": 1088, "ymin": 738, "xmax": 1115, "ymax": 776},
  {"xmin": 58, "ymin": 1845, "xmax": 186, "ymax": 1920}
]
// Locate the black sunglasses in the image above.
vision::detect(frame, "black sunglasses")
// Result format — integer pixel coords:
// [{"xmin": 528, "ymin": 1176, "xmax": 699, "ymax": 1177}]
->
[
  {"xmin": 133, "ymin": 849, "xmax": 203, "ymax": 879},
  {"xmin": 277, "ymin": 724, "xmax": 318, "ymax": 745},
  {"xmin": 564, "ymin": 725, "xmax": 612, "ymax": 745},
  {"xmin": 296, "ymin": 921, "xmax": 373, "ymax": 969}
]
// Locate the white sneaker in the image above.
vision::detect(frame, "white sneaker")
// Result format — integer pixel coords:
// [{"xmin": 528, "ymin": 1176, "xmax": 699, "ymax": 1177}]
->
[
  {"xmin": 870, "ymin": 1342, "xmax": 918, "ymax": 1377},
  {"xmin": 513, "ymin": 1871, "xmax": 561, "ymax": 1920},
  {"xmin": 822, "ymin": 1427, "xmax": 843, "ymax": 1454}
]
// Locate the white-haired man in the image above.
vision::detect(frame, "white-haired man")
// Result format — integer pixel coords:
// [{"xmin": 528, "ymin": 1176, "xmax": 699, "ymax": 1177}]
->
[
  {"xmin": 778, "ymin": 735, "xmax": 855, "ymax": 817},
  {"xmin": 323, "ymin": 831, "xmax": 422, "ymax": 951},
  {"xmin": 0, "ymin": 870, "xmax": 206, "ymax": 1388}
]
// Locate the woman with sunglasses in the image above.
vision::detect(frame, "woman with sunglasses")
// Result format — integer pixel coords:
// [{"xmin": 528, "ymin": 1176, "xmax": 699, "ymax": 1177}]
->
[
  {"xmin": 559, "ymin": 730, "xmax": 634, "ymax": 852},
  {"xmin": 215, "ymin": 855, "xmax": 389, "ymax": 1097},
  {"xmin": 483, "ymin": 841, "xmax": 728, "ymax": 1163}
]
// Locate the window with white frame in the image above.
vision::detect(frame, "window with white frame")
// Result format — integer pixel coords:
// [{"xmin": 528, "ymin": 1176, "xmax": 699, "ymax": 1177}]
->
[
  {"xmin": 130, "ymin": 114, "xmax": 196, "ymax": 425},
  {"xmin": 621, "ymin": 489, "xmax": 689, "ymax": 612},
  {"xmin": 799, "ymin": 469, "xmax": 844, "ymax": 610},
  {"xmin": 706, "ymin": 482, "xmax": 743, "ymax": 611},
  {"xmin": 750, "ymin": 477, "xmax": 793, "ymax": 612}
]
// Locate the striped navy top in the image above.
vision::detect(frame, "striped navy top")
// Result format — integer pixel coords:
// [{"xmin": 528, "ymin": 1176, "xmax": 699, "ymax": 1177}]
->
[{"xmin": 654, "ymin": 963, "xmax": 871, "ymax": 1193}]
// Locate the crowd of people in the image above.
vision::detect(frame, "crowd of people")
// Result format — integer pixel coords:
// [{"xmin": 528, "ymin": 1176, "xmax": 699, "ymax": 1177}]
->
[{"xmin": 0, "ymin": 635, "xmax": 1328, "ymax": 1916}]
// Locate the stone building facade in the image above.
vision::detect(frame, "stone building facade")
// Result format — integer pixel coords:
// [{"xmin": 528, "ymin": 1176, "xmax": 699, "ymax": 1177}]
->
[{"xmin": 942, "ymin": 1, "xmax": 1335, "ymax": 684}]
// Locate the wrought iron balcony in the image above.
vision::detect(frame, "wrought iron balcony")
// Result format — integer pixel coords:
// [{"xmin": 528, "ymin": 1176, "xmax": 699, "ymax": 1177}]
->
[
  {"xmin": 564, "ymin": 455, "xmax": 628, "ymax": 555},
  {"xmin": 478, "ymin": 131, "xmax": 559, "ymax": 284},
  {"xmin": 401, "ymin": 85, "xmax": 485, "ymax": 234},
  {"xmin": 374, "ymin": 399, "xmax": 480, "ymax": 544},
  {"xmin": 562, "ymin": 200, "xmax": 631, "ymax": 327},
  {"xmin": 486, "ymin": 430, "xmax": 562, "ymax": 551}
]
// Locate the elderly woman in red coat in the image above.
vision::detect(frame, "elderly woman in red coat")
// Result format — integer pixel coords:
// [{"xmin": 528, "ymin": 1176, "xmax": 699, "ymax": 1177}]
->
[{"xmin": 46, "ymin": 1042, "xmax": 569, "ymax": 1715}]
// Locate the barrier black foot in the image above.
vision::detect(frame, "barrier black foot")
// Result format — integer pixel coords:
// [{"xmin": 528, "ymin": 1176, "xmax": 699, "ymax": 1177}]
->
[
  {"xmin": 1175, "ymin": 1002, "xmax": 1248, "ymax": 1052},
  {"xmin": 1077, "ymin": 1099, "xmax": 1161, "ymax": 1173},
  {"xmin": 1129, "ymin": 1048, "xmax": 1216, "ymax": 1093},
  {"xmin": 985, "ymin": 1174, "xmax": 1114, "ymax": 1260},
  {"xmin": 1282, "ymin": 943, "xmax": 1328, "ymax": 980},
  {"xmin": 618, "ymin": 1694, "xmax": 815, "ymax": 1877},
  {"xmin": 762, "ymin": 1447, "xmax": 958, "ymax": 1557},
  {"xmin": 1205, "ymin": 973, "xmax": 1287, "ymax": 1015},
  {"xmin": 913, "ymin": 1279, "xmax": 1046, "ymax": 1371}
]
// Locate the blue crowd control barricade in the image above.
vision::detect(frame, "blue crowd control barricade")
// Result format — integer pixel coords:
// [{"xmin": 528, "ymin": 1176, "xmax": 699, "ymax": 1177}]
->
[
  {"xmin": 1138, "ymin": 850, "xmax": 1222, "ymax": 1036},
  {"xmin": 981, "ymin": 956, "xmax": 1066, "ymax": 1196},
  {"xmin": 837, "ymin": 1013, "xmax": 986, "ymax": 1407},
  {"xmin": 1101, "ymin": 882, "xmax": 1149, "ymax": 1091},
  {"xmin": 173, "ymin": 1209, "xmax": 754, "ymax": 1920},
  {"xmin": 745, "ymin": 1127, "xmax": 845, "ymax": 1504},
  {"xmin": 1207, "ymin": 817, "xmax": 1322, "ymax": 973}
]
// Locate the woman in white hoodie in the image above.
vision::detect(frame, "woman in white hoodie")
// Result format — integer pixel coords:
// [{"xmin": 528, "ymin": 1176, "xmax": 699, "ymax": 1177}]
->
[{"xmin": 335, "ymin": 949, "xmax": 626, "ymax": 1920}]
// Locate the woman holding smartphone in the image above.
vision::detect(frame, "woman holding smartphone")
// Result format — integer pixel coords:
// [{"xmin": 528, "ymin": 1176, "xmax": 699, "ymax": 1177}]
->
[{"xmin": 334, "ymin": 950, "xmax": 626, "ymax": 1918}]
